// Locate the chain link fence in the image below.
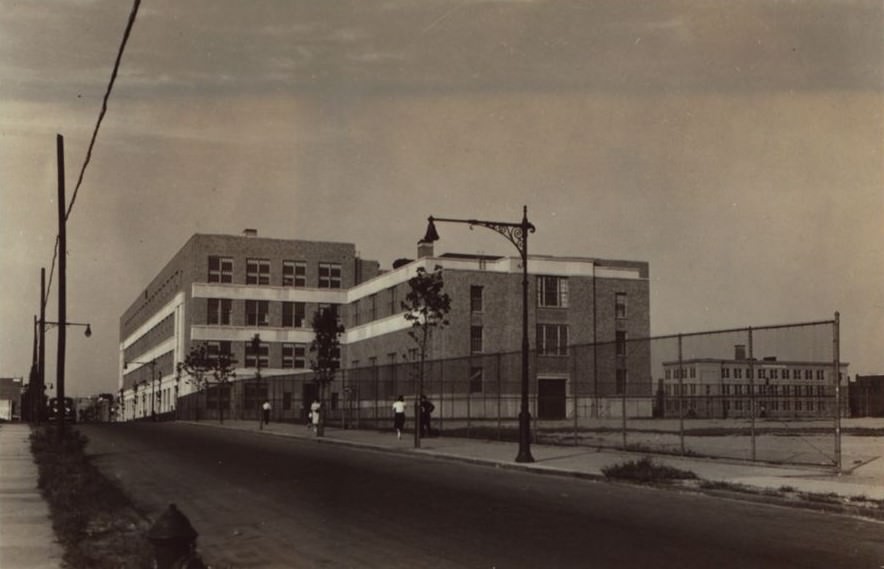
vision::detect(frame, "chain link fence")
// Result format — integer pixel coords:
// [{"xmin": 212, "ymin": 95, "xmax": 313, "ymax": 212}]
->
[{"xmin": 177, "ymin": 317, "xmax": 845, "ymax": 468}]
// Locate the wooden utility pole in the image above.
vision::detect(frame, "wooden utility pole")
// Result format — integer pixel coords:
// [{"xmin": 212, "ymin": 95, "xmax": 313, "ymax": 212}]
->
[{"xmin": 56, "ymin": 134, "xmax": 67, "ymax": 440}]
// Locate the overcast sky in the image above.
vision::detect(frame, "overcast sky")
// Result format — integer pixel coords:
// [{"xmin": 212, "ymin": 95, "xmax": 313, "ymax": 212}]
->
[{"xmin": 1, "ymin": 0, "xmax": 882, "ymax": 396}]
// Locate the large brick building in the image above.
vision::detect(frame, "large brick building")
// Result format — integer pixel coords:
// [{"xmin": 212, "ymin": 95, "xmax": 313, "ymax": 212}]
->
[{"xmin": 118, "ymin": 230, "xmax": 650, "ymax": 421}]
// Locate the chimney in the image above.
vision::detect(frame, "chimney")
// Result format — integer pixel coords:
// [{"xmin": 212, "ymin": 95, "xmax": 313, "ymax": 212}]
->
[
  {"xmin": 417, "ymin": 240, "xmax": 434, "ymax": 259},
  {"xmin": 734, "ymin": 344, "xmax": 746, "ymax": 361},
  {"xmin": 243, "ymin": 228, "xmax": 257, "ymax": 238}
]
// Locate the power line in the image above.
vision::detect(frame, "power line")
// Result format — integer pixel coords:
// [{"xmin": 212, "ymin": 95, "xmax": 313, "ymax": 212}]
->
[{"xmin": 44, "ymin": 0, "xmax": 142, "ymax": 307}]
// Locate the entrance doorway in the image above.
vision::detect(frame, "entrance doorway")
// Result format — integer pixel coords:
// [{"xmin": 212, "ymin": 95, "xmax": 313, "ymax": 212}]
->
[{"xmin": 538, "ymin": 378, "xmax": 567, "ymax": 420}]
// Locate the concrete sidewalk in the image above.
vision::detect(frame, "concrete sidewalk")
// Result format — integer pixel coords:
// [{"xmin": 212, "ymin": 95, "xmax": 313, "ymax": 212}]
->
[
  {"xmin": 189, "ymin": 419, "xmax": 884, "ymax": 506},
  {"xmin": 0, "ymin": 424, "xmax": 63, "ymax": 569}
]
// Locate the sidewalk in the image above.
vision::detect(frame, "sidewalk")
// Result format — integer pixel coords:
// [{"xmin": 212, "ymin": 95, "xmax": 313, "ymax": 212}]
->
[
  {"xmin": 189, "ymin": 419, "xmax": 884, "ymax": 506},
  {"xmin": 0, "ymin": 424, "xmax": 63, "ymax": 569}
]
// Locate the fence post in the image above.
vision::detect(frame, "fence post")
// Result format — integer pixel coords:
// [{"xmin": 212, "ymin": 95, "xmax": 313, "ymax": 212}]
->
[
  {"xmin": 496, "ymin": 352, "xmax": 502, "ymax": 441},
  {"xmin": 833, "ymin": 312, "xmax": 841, "ymax": 472},
  {"xmin": 572, "ymin": 347, "xmax": 578, "ymax": 446},
  {"xmin": 678, "ymin": 334, "xmax": 684, "ymax": 455},
  {"xmin": 749, "ymin": 327, "xmax": 756, "ymax": 462}
]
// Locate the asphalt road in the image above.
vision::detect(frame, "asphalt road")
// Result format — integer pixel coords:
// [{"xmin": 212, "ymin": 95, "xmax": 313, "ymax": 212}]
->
[{"xmin": 81, "ymin": 423, "xmax": 884, "ymax": 569}]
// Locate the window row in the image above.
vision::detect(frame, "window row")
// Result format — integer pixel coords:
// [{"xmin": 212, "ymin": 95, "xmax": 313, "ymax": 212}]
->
[
  {"xmin": 206, "ymin": 299, "xmax": 338, "ymax": 327},
  {"xmin": 204, "ymin": 340, "xmax": 311, "ymax": 370},
  {"xmin": 666, "ymin": 384, "xmax": 830, "ymax": 397},
  {"xmin": 208, "ymin": 256, "xmax": 342, "ymax": 288},
  {"xmin": 666, "ymin": 367, "xmax": 831, "ymax": 380}
]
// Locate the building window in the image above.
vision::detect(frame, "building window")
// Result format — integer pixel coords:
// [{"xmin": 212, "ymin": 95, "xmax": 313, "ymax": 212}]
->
[
  {"xmin": 369, "ymin": 294, "xmax": 377, "ymax": 322},
  {"xmin": 615, "ymin": 293, "xmax": 627, "ymax": 319},
  {"xmin": 244, "ymin": 340, "xmax": 269, "ymax": 368},
  {"xmin": 246, "ymin": 258, "xmax": 271, "ymax": 285},
  {"xmin": 537, "ymin": 276, "xmax": 568, "ymax": 308},
  {"xmin": 282, "ymin": 343, "xmax": 306, "ymax": 369},
  {"xmin": 470, "ymin": 326, "xmax": 483, "ymax": 353},
  {"xmin": 282, "ymin": 302, "xmax": 305, "ymax": 328},
  {"xmin": 208, "ymin": 256, "xmax": 233, "ymax": 283},
  {"xmin": 689, "ymin": 367, "xmax": 696, "ymax": 379},
  {"xmin": 616, "ymin": 368, "xmax": 627, "ymax": 394},
  {"xmin": 665, "ymin": 369, "xmax": 671, "ymax": 380},
  {"xmin": 206, "ymin": 341, "xmax": 232, "ymax": 366},
  {"xmin": 246, "ymin": 300, "xmax": 270, "ymax": 326},
  {"xmin": 771, "ymin": 369, "xmax": 778, "ymax": 380},
  {"xmin": 735, "ymin": 368, "xmax": 743, "ymax": 379},
  {"xmin": 282, "ymin": 392, "xmax": 292, "ymax": 411},
  {"xmin": 722, "ymin": 367, "xmax": 730, "ymax": 379},
  {"xmin": 282, "ymin": 260, "xmax": 306, "ymax": 287},
  {"xmin": 207, "ymin": 298, "xmax": 232, "ymax": 325},
  {"xmin": 469, "ymin": 367, "xmax": 484, "ymax": 394},
  {"xmin": 318, "ymin": 262, "xmax": 342, "ymax": 288},
  {"xmin": 804, "ymin": 369, "xmax": 812, "ymax": 380},
  {"xmin": 537, "ymin": 324, "xmax": 569, "ymax": 356},
  {"xmin": 615, "ymin": 331, "xmax": 627, "ymax": 356},
  {"xmin": 470, "ymin": 286, "xmax": 483, "ymax": 312},
  {"xmin": 389, "ymin": 286, "xmax": 398, "ymax": 315},
  {"xmin": 816, "ymin": 369, "xmax": 825, "ymax": 380}
]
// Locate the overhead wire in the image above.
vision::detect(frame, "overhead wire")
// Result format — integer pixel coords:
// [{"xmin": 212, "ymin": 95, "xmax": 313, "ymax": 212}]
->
[{"xmin": 43, "ymin": 0, "xmax": 142, "ymax": 309}]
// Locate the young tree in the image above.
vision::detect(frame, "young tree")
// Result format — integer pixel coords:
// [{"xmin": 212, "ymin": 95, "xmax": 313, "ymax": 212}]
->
[
  {"xmin": 177, "ymin": 343, "xmax": 237, "ymax": 424},
  {"xmin": 402, "ymin": 265, "xmax": 451, "ymax": 447},
  {"xmin": 309, "ymin": 306, "xmax": 344, "ymax": 437}
]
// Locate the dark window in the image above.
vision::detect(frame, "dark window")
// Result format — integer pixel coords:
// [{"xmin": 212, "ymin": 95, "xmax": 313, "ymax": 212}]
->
[
  {"xmin": 246, "ymin": 300, "xmax": 270, "ymax": 326},
  {"xmin": 615, "ymin": 293, "xmax": 627, "ymax": 319},
  {"xmin": 282, "ymin": 302, "xmax": 305, "ymax": 327},
  {"xmin": 470, "ymin": 326, "xmax": 483, "ymax": 353},
  {"xmin": 537, "ymin": 324, "xmax": 568, "ymax": 356},
  {"xmin": 282, "ymin": 392, "xmax": 292, "ymax": 411},
  {"xmin": 208, "ymin": 256, "xmax": 233, "ymax": 283},
  {"xmin": 470, "ymin": 286, "xmax": 483, "ymax": 312},
  {"xmin": 282, "ymin": 343, "xmax": 306, "ymax": 369},
  {"xmin": 244, "ymin": 340, "xmax": 269, "ymax": 368},
  {"xmin": 282, "ymin": 260, "xmax": 307, "ymax": 287},
  {"xmin": 318, "ymin": 263, "xmax": 342, "ymax": 288},
  {"xmin": 246, "ymin": 258, "xmax": 271, "ymax": 285},
  {"xmin": 207, "ymin": 298, "xmax": 232, "ymax": 325},
  {"xmin": 537, "ymin": 276, "xmax": 568, "ymax": 308},
  {"xmin": 615, "ymin": 331, "xmax": 627, "ymax": 356},
  {"xmin": 206, "ymin": 341, "xmax": 232, "ymax": 366}
]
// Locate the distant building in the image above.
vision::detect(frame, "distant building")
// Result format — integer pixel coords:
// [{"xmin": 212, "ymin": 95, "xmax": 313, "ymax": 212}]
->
[
  {"xmin": 660, "ymin": 345, "xmax": 849, "ymax": 419},
  {"xmin": 119, "ymin": 230, "xmax": 651, "ymax": 421},
  {"xmin": 849, "ymin": 375, "xmax": 884, "ymax": 417},
  {"xmin": 0, "ymin": 377, "xmax": 23, "ymax": 421}
]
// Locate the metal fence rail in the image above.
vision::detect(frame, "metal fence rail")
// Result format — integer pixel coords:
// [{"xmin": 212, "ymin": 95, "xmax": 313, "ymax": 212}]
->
[{"xmin": 177, "ymin": 316, "xmax": 844, "ymax": 468}]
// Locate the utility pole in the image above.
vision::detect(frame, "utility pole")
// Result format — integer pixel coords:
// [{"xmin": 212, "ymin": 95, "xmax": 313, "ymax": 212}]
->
[
  {"xmin": 39, "ymin": 267, "xmax": 46, "ymax": 423},
  {"xmin": 56, "ymin": 134, "xmax": 67, "ymax": 441}
]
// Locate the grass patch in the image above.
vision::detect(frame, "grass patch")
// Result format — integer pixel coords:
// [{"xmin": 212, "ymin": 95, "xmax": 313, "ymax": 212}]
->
[
  {"xmin": 31, "ymin": 426, "xmax": 153, "ymax": 569},
  {"xmin": 601, "ymin": 456, "xmax": 698, "ymax": 484}
]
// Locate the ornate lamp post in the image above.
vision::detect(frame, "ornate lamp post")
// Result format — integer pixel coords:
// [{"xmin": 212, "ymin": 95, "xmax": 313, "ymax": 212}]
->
[{"xmin": 422, "ymin": 205, "xmax": 535, "ymax": 463}]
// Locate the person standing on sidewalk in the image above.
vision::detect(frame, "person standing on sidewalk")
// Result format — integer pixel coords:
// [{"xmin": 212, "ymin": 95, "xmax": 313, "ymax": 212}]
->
[
  {"xmin": 310, "ymin": 399, "xmax": 321, "ymax": 433},
  {"xmin": 419, "ymin": 394, "xmax": 435, "ymax": 437},
  {"xmin": 392, "ymin": 395, "xmax": 406, "ymax": 439},
  {"xmin": 261, "ymin": 400, "xmax": 271, "ymax": 426}
]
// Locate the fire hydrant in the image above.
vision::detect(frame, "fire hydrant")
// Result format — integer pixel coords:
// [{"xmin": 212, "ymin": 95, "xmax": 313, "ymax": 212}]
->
[{"xmin": 147, "ymin": 503, "xmax": 206, "ymax": 569}]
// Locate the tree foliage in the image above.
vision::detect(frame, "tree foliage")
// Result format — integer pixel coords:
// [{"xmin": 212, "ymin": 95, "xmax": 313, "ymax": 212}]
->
[
  {"xmin": 177, "ymin": 343, "xmax": 237, "ymax": 391},
  {"xmin": 402, "ymin": 265, "xmax": 452, "ymax": 355},
  {"xmin": 309, "ymin": 307, "xmax": 344, "ymax": 384}
]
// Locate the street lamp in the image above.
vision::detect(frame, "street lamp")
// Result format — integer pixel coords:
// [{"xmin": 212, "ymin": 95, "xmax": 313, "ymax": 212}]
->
[
  {"xmin": 422, "ymin": 205, "xmax": 536, "ymax": 463},
  {"xmin": 124, "ymin": 359, "xmax": 158, "ymax": 421},
  {"xmin": 36, "ymin": 318, "xmax": 92, "ymax": 429}
]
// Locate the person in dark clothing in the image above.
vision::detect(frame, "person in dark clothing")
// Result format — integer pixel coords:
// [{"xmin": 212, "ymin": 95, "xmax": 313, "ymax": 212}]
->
[{"xmin": 419, "ymin": 394, "xmax": 435, "ymax": 437}]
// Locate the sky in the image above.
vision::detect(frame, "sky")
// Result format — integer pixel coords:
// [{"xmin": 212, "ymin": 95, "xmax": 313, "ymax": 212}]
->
[{"xmin": 1, "ymin": 0, "xmax": 882, "ymax": 397}]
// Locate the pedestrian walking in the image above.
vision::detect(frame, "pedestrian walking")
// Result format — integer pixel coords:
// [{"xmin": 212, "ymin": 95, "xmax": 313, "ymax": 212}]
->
[
  {"xmin": 261, "ymin": 400, "xmax": 271, "ymax": 426},
  {"xmin": 392, "ymin": 395, "xmax": 406, "ymax": 439},
  {"xmin": 419, "ymin": 394, "xmax": 435, "ymax": 437},
  {"xmin": 310, "ymin": 399, "xmax": 321, "ymax": 433}
]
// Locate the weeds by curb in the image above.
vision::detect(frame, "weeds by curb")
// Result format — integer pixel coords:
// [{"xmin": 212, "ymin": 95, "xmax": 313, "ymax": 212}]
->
[{"xmin": 30, "ymin": 426, "xmax": 153, "ymax": 569}]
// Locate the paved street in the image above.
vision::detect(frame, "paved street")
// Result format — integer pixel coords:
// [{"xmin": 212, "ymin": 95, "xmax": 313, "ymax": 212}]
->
[{"xmin": 81, "ymin": 422, "xmax": 884, "ymax": 569}]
